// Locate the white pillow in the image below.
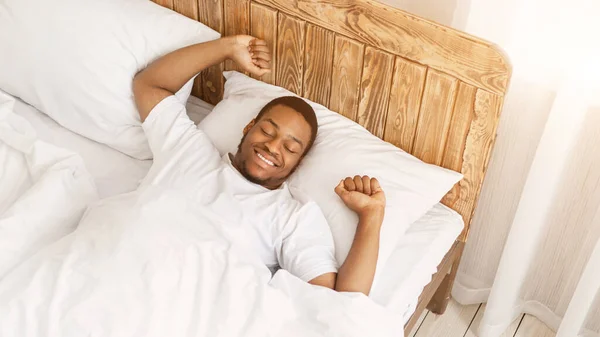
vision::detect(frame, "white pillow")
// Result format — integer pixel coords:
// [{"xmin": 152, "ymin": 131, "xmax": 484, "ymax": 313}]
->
[
  {"xmin": 0, "ymin": 0, "xmax": 220, "ymax": 159},
  {"xmin": 199, "ymin": 71, "xmax": 463, "ymax": 280}
]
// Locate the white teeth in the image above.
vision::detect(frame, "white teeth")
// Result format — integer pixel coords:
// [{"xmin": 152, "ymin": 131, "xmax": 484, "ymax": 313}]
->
[{"xmin": 257, "ymin": 152, "xmax": 275, "ymax": 166}]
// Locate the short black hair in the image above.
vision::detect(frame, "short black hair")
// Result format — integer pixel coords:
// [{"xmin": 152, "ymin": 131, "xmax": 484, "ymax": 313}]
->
[{"xmin": 255, "ymin": 96, "xmax": 318, "ymax": 155}]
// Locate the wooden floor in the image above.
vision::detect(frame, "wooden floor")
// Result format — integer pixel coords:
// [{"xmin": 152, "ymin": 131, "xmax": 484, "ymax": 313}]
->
[{"xmin": 409, "ymin": 299, "xmax": 556, "ymax": 337}]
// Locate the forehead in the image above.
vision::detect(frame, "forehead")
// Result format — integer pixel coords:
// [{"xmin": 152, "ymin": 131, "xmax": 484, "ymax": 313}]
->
[{"xmin": 259, "ymin": 105, "xmax": 312, "ymax": 141}]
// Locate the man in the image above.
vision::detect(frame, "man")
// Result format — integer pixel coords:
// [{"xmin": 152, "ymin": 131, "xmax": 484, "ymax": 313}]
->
[{"xmin": 133, "ymin": 35, "xmax": 385, "ymax": 295}]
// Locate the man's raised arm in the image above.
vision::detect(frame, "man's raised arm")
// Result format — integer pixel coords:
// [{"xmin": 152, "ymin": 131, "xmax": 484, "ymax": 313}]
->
[{"xmin": 133, "ymin": 36, "xmax": 271, "ymax": 121}]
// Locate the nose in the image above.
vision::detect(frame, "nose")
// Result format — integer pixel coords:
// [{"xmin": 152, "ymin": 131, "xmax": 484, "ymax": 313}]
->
[{"xmin": 264, "ymin": 138, "xmax": 282, "ymax": 157}]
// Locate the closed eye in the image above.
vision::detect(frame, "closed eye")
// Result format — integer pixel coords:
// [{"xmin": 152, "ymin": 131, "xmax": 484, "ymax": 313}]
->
[
  {"xmin": 261, "ymin": 128, "xmax": 273, "ymax": 137},
  {"xmin": 285, "ymin": 146, "xmax": 297, "ymax": 154}
]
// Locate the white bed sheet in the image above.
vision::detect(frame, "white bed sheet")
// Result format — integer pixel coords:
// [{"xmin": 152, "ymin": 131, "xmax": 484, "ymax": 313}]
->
[{"xmin": 10, "ymin": 92, "xmax": 462, "ymax": 326}]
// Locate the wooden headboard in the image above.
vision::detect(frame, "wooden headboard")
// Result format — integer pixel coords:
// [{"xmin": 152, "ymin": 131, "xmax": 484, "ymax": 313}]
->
[{"xmin": 153, "ymin": 0, "xmax": 511, "ymax": 241}]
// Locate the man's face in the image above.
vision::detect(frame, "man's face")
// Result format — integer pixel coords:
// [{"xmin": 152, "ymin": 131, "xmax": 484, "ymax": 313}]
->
[{"xmin": 233, "ymin": 104, "xmax": 312, "ymax": 189}]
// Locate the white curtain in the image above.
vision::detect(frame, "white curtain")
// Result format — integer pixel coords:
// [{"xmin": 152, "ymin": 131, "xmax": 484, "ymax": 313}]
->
[{"xmin": 447, "ymin": 0, "xmax": 600, "ymax": 336}]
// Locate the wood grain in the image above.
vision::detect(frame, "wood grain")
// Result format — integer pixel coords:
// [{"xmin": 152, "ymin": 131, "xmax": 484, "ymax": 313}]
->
[
  {"xmin": 412, "ymin": 69, "xmax": 458, "ymax": 165},
  {"xmin": 253, "ymin": 0, "xmax": 511, "ymax": 95},
  {"xmin": 197, "ymin": 67, "xmax": 223, "ymax": 104},
  {"xmin": 330, "ymin": 35, "xmax": 364, "ymax": 121},
  {"xmin": 416, "ymin": 298, "xmax": 480, "ymax": 337},
  {"xmin": 197, "ymin": 0, "xmax": 225, "ymax": 103},
  {"xmin": 276, "ymin": 13, "xmax": 306, "ymax": 94},
  {"xmin": 224, "ymin": 0, "xmax": 250, "ymax": 73},
  {"xmin": 356, "ymin": 47, "xmax": 394, "ymax": 138},
  {"xmin": 464, "ymin": 304, "xmax": 523, "ymax": 337},
  {"xmin": 442, "ymin": 82, "xmax": 477, "ymax": 172},
  {"xmin": 198, "ymin": 0, "xmax": 224, "ymax": 32},
  {"xmin": 173, "ymin": 0, "xmax": 198, "ymax": 19},
  {"xmin": 446, "ymin": 90, "xmax": 502, "ymax": 238},
  {"xmin": 250, "ymin": 3, "xmax": 278, "ymax": 85},
  {"xmin": 384, "ymin": 57, "xmax": 426, "ymax": 151},
  {"xmin": 153, "ymin": 0, "xmax": 174, "ymax": 9},
  {"xmin": 303, "ymin": 24, "xmax": 335, "ymax": 106},
  {"xmin": 175, "ymin": 0, "xmax": 199, "ymax": 100},
  {"xmin": 191, "ymin": 76, "xmax": 204, "ymax": 101},
  {"xmin": 439, "ymin": 82, "xmax": 477, "ymax": 207}
]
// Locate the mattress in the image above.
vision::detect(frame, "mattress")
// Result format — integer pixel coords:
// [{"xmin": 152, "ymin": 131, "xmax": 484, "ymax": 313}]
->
[
  {"xmin": 372, "ymin": 204, "xmax": 463, "ymax": 323},
  {"xmin": 10, "ymin": 93, "xmax": 463, "ymax": 325}
]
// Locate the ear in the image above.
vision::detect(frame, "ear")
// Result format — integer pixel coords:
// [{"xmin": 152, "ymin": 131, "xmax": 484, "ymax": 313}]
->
[{"xmin": 243, "ymin": 119, "xmax": 256, "ymax": 135}]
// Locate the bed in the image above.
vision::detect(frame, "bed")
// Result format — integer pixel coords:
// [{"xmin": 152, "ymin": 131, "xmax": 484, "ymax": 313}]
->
[
  {"xmin": 151, "ymin": 0, "xmax": 511, "ymax": 333},
  {"xmin": 9, "ymin": 88, "xmax": 463, "ymax": 326}
]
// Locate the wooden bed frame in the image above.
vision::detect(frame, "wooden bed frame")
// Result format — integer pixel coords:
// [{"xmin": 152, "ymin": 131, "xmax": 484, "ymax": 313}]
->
[{"xmin": 153, "ymin": 0, "xmax": 511, "ymax": 334}]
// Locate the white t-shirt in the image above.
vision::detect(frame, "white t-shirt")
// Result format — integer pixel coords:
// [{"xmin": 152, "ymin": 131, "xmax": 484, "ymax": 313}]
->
[{"xmin": 139, "ymin": 96, "xmax": 338, "ymax": 282}]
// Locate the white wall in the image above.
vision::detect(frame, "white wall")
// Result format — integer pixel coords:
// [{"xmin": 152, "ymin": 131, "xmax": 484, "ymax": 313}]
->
[{"xmin": 376, "ymin": 0, "xmax": 461, "ymax": 27}]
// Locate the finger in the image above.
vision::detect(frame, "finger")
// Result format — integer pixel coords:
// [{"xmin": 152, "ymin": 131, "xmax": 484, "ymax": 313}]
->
[
  {"xmin": 249, "ymin": 45, "xmax": 270, "ymax": 54},
  {"xmin": 250, "ymin": 38, "xmax": 268, "ymax": 46},
  {"xmin": 334, "ymin": 180, "xmax": 346, "ymax": 196},
  {"xmin": 252, "ymin": 58, "xmax": 271, "ymax": 70},
  {"xmin": 252, "ymin": 58, "xmax": 271, "ymax": 69},
  {"xmin": 254, "ymin": 68, "xmax": 272, "ymax": 77},
  {"xmin": 344, "ymin": 177, "xmax": 356, "ymax": 192},
  {"xmin": 370, "ymin": 177, "xmax": 383, "ymax": 193},
  {"xmin": 250, "ymin": 51, "xmax": 271, "ymax": 62},
  {"xmin": 252, "ymin": 55, "xmax": 271, "ymax": 64},
  {"xmin": 247, "ymin": 64, "xmax": 271, "ymax": 77},
  {"xmin": 362, "ymin": 175, "xmax": 371, "ymax": 195},
  {"xmin": 353, "ymin": 175, "xmax": 363, "ymax": 193}
]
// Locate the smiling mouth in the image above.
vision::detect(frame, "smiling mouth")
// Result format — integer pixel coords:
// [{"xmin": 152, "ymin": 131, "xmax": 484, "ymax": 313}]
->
[{"xmin": 255, "ymin": 150, "xmax": 276, "ymax": 167}]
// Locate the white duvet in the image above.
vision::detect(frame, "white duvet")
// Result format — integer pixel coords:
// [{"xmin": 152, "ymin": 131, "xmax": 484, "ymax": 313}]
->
[
  {"xmin": 0, "ymin": 91, "xmax": 98, "ymax": 278},
  {"xmin": 0, "ymin": 93, "xmax": 403, "ymax": 337}
]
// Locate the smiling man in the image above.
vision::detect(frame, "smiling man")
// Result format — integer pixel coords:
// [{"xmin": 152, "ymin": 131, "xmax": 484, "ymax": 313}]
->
[{"xmin": 133, "ymin": 35, "xmax": 385, "ymax": 295}]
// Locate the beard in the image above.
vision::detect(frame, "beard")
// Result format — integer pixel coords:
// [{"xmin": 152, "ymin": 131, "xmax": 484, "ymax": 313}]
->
[
  {"xmin": 233, "ymin": 135, "xmax": 297, "ymax": 189},
  {"xmin": 237, "ymin": 156, "xmax": 272, "ymax": 186}
]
